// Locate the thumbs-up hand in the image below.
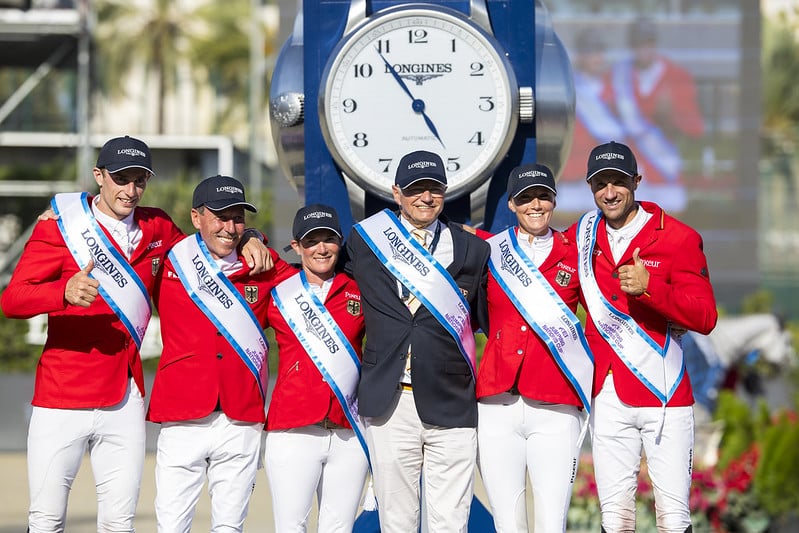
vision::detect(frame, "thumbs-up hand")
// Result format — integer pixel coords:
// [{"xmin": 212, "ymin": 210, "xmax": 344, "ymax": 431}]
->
[
  {"xmin": 65, "ymin": 260, "xmax": 100, "ymax": 307},
  {"xmin": 37, "ymin": 207, "xmax": 59, "ymax": 222},
  {"xmin": 617, "ymin": 247, "xmax": 650, "ymax": 296}
]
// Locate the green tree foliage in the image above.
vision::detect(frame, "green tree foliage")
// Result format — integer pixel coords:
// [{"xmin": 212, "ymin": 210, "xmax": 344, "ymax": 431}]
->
[
  {"xmin": 95, "ymin": 0, "xmax": 190, "ymax": 133},
  {"xmin": 714, "ymin": 391, "xmax": 771, "ymax": 469},
  {"xmin": 754, "ymin": 410, "xmax": 799, "ymax": 516},
  {"xmin": 763, "ymin": 11, "xmax": 799, "ymax": 135},
  {"xmin": 188, "ymin": 0, "xmax": 276, "ymax": 134},
  {"xmin": 0, "ymin": 313, "xmax": 40, "ymax": 372},
  {"xmin": 94, "ymin": 0, "xmax": 277, "ymax": 136}
]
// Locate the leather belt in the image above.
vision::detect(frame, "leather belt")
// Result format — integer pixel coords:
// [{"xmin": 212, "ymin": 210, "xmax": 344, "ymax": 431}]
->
[{"xmin": 316, "ymin": 417, "xmax": 345, "ymax": 430}]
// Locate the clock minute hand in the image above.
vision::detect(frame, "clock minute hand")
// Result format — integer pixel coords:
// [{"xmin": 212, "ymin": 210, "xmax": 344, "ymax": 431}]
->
[{"xmin": 378, "ymin": 50, "xmax": 446, "ymax": 148}]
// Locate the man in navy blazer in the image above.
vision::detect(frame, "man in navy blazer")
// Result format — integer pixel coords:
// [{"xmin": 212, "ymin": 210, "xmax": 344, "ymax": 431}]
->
[{"xmin": 345, "ymin": 150, "xmax": 490, "ymax": 533}]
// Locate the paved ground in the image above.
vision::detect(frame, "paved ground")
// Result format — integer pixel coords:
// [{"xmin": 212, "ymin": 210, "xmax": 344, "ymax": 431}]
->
[{"xmin": 0, "ymin": 451, "xmax": 507, "ymax": 532}]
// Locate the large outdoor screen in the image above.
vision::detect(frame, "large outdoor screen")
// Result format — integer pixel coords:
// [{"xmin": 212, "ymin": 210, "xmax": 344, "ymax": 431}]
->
[{"xmin": 546, "ymin": 1, "xmax": 758, "ymax": 310}]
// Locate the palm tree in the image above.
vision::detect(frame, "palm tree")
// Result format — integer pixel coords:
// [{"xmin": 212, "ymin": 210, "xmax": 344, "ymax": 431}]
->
[
  {"xmin": 188, "ymin": 0, "xmax": 278, "ymax": 134},
  {"xmin": 94, "ymin": 0, "xmax": 192, "ymax": 133}
]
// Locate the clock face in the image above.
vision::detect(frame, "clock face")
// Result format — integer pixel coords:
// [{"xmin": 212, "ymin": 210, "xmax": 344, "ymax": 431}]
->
[{"xmin": 319, "ymin": 5, "xmax": 519, "ymax": 201}]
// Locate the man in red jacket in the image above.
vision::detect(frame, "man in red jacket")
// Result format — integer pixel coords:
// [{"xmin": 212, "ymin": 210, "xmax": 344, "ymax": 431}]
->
[
  {"xmin": 475, "ymin": 163, "xmax": 594, "ymax": 532},
  {"xmin": 1, "ymin": 136, "xmax": 185, "ymax": 533},
  {"xmin": 568, "ymin": 141, "xmax": 717, "ymax": 532},
  {"xmin": 147, "ymin": 175, "xmax": 293, "ymax": 532},
  {"xmin": 1, "ymin": 138, "xmax": 271, "ymax": 533},
  {"xmin": 263, "ymin": 204, "xmax": 368, "ymax": 532}
]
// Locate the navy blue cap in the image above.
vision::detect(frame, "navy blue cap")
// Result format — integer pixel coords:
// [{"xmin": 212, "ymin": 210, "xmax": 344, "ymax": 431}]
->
[
  {"xmin": 96, "ymin": 135, "xmax": 154, "ymax": 175},
  {"xmin": 507, "ymin": 163, "xmax": 557, "ymax": 198},
  {"xmin": 395, "ymin": 150, "xmax": 447, "ymax": 189},
  {"xmin": 586, "ymin": 141, "xmax": 638, "ymax": 181},
  {"xmin": 192, "ymin": 175, "xmax": 257, "ymax": 212},
  {"xmin": 293, "ymin": 204, "xmax": 342, "ymax": 240}
]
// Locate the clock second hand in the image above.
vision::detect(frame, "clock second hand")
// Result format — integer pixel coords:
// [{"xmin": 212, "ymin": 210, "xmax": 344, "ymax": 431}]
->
[{"xmin": 378, "ymin": 50, "xmax": 446, "ymax": 149}]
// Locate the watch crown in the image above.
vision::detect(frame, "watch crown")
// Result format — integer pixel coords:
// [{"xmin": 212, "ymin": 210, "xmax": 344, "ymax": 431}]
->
[
  {"xmin": 270, "ymin": 92, "xmax": 305, "ymax": 128},
  {"xmin": 519, "ymin": 86, "xmax": 534, "ymax": 124}
]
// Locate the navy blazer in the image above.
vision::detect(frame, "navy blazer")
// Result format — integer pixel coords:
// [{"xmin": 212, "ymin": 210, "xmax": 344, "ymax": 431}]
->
[{"xmin": 345, "ymin": 216, "xmax": 490, "ymax": 428}]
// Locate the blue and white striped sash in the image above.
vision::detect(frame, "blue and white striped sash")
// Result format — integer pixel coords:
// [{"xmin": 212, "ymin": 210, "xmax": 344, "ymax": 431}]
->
[
  {"xmin": 488, "ymin": 228, "xmax": 593, "ymax": 412},
  {"xmin": 271, "ymin": 271, "xmax": 369, "ymax": 463},
  {"xmin": 354, "ymin": 209, "xmax": 476, "ymax": 375},
  {"xmin": 53, "ymin": 192, "xmax": 151, "ymax": 348},
  {"xmin": 169, "ymin": 234, "xmax": 269, "ymax": 402},
  {"xmin": 576, "ymin": 210, "xmax": 684, "ymax": 404}
]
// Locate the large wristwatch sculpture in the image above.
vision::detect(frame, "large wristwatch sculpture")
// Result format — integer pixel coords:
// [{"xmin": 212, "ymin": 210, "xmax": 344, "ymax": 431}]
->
[{"xmin": 270, "ymin": 0, "xmax": 574, "ymax": 233}]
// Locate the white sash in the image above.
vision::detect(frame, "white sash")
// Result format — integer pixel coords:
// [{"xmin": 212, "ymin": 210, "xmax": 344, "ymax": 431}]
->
[
  {"xmin": 574, "ymin": 70, "xmax": 625, "ymax": 142},
  {"xmin": 487, "ymin": 229, "xmax": 594, "ymax": 412},
  {"xmin": 52, "ymin": 192, "xmax": 151, "ymax": 349},
  {"xmin": 576, "ymin": 210, "xmax": 684, "ymax": 404},
  {"xmin": 271, "ymin": 271, "xmax": 370, "ymax": 462},
  {"xmin": 612, "ymin": 59, "xmax": 681, "ymax": 182},
  {"xmin": 168, "ymin": 234, "xmax": 269, "ymax": 401},
  {"xmin": 354, "ymin": 209, "xmax": 476, "ymax": 375}
]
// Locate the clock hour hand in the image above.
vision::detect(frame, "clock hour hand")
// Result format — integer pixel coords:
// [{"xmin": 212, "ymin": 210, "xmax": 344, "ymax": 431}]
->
[{"xmin": 378, "ymin": 50, "xmax": 445, "ymax": 148}]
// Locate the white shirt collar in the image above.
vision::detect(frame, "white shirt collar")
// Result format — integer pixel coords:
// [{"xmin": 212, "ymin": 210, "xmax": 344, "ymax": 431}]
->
[
  {"xmin": 606, "ymin": 204, "xmax": 652, "ymax": 262},
  {"xmin": 215, "ymin": 250, "xmax": 243, "ymax": 275}
]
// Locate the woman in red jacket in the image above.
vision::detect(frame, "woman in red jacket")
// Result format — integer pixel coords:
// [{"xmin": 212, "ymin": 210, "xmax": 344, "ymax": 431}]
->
[
  {"xmin": 264, "ymin": 204, "xmax": 368, "ymax": 532},
  {"xmin": 475, "ymin": 164, "xmax": 594, "ymax": 533}
]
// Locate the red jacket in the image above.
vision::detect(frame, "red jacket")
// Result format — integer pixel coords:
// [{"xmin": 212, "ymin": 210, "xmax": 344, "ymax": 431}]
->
[
  {"xmin": 265, "ymin": 271, "xmax": 365, "ymax": 431},
  {"xmin": 565, "ymin": 202, "xmax": 718, "ymax": 407},
  {"xmin": 147, "ymin": 246, "xmax": 294, "ymax": 424},
  {"xmin": 0, "ymin": 202, "xmax": 184, "ymax": 408},
  {"xmin": 475, "ymin": 228, "xmax": 584, "ymax": 406}
]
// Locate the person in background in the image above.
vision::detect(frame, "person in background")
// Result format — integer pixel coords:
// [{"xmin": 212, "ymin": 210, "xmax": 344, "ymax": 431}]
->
[
  {"xmin": 264, "ymin": 203, "xmax": 369, "ymax": 532},
  {"xmin": 568, "ymin": 141, "xmax": 717, "ymax": 532},
  {"xmin": 344, "ymin": 150, "xmax": 490, "ymax": 532},
  {"xmin": 605, "ymin": 17, "xmax": 705, "ymax": 212},
  {"xmin": 559, "ymin": 29, "xmax": 623, "ymax": 212},
  {"xmin": 474, "ymin": 163, "xmax": 593, "ymax": 532}
]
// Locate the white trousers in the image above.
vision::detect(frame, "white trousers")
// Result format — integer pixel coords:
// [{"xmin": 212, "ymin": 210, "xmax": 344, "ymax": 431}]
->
[
  {"xmin": 264, "ymin": 424, "xmax": 369, "ymax": 532},
  {"xmin": 27, "ymin": 377, "xmax": 145, "ymax": 533},
  {"xmin": 364, "ymin": 389, "xmax": 477, "ymax": 533},
  {"xmin": 477, "ymin": 394, "xmax": 583, "ymax": 533},
  {"xmin": 154, "ymin": 412, "xmax": 263, "ymax": 533},
  {"xmin": 591, "ymin": 375, "xmax": 694, "ymax": 533}
]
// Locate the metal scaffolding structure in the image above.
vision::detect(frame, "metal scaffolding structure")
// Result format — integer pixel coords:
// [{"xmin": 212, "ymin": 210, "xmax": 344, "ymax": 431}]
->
[{"xmin": 0, "ymin": 1, "xmax": 91, "ymax": 285}]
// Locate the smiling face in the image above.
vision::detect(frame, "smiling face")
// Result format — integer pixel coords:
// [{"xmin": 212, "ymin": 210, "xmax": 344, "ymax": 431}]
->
[
  {"xmin": 589, "ymin": 170, "xmax": 641, "ymax": 229},
  {"xmin": 191, "ymin": 205, "xmax": 246, "ymax": 259},
  {"xmin": 92, "ymin": 167, "xmax": 151, "ymax": 220},
  {"xmin": 509, "ymin": 186, "xmax": 555, "ymax": 238},
  {"xmin": 291, "ymin": 228, "xmax": 341, "ymax": 285},
  {"xmin": 392, "ymin": 179, "xmax": 446, "ymax": 229}
]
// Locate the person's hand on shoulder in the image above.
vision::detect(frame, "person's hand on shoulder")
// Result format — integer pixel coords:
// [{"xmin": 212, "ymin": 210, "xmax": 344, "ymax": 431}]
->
[
  {"xmin": 37, "ymin": 207, "xmax": 58, "ymax": 222},
  {"xmin": 460, "ymin": 223, "xmax": 477, "ymax": 235},
  {"xmin": 239, "ymin": 229, "xmax": 274, "ymax": 275}
]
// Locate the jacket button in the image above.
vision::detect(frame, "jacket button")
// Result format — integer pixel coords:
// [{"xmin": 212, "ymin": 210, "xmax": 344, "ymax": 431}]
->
[
  {"xmin": 611, "ymin": 294, "xmax": 618, "ymax": 301},
  {"xmin": 516, "ymin": 349, "xmax": 523, "ymax": 355},
  {"xmin": 612, "ymin": 271, "xmax": 619, "ymax": 279},
  {"xmin": 216, "ymin": 353, "xmax": 223, "ymax": 359},
  {"xmin": 520, "ymin": 325, "xmax": 527, "ymax": 332}
]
